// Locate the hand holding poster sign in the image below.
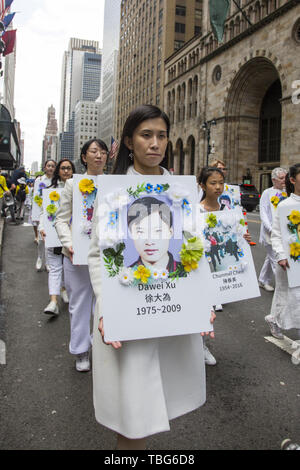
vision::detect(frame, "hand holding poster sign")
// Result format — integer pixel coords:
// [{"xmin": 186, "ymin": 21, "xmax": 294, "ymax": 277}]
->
[
  {"xmin": 279, "ymin": 203, "xmax": 300, "ymax": 288},
  {"xmin": 198, "ymin": 208, "xmax": 260, "ymax": 305},
  {"xmin": 98, "ymin": 175, "xmax": 215, "ymax": 342},
  {"xmin": 72, "ymin": 174, "xmax": 98, "ymax": 265},
  {"xmin": 42, "ymin": 188, "xmax": 63, "ymax": 248}
]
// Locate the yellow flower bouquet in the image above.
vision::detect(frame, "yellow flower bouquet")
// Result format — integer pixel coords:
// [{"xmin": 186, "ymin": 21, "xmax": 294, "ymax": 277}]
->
[{"xmin": 79, "ymin": 178, "xmax": 96, "ymax": 194}]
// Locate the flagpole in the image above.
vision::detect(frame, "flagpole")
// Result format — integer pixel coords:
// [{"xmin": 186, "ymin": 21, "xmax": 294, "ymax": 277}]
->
[{"xmin": 231, "ymin": 0, "xmax": 252, "ymax": 26}]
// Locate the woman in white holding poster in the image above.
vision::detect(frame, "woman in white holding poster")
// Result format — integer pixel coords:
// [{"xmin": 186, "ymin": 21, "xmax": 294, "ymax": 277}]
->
[
  {"xmin": 39, "ymin": 159, "xmax": 75, "ymax": 316},
  {"xmin": 55, "ymin": 139, "xmax": 108, "ymax": 372},
  {"xmin": 88, "ymin": 105, "xmax": 215, "ymax": 450},
  {"xmin": 265, "ymin": 163, "xmax": 300, "ymax": 341}
]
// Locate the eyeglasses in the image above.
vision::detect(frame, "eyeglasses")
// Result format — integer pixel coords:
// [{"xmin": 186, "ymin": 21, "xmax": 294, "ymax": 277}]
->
[
  {"xmin": 87, "ymin": 149, "xmax": 108, "ymax": 157},
  {"xmin": 60, "ymin": 166, "xmax": 73, "ymax": 171}
]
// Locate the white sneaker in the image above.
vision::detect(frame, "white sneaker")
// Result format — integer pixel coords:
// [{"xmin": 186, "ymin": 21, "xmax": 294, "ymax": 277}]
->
[
  {"xmin": 265, "ymin": 315, "xmax": 283, "ymax": 339},
  {"xmin": 75, "ymin": 352, "xmax": 90, "ymax": 372},
  {"xmin": 45, "ymin": 264, "xmax": 50, "ymax": 273},
  {"xmin": 34, "ymin": 237, "xmax": 39, "ymax": 245},
  {"xmin": 259, "ymin": 282, "xmax": 274, "ymax": 292},
  {"xmin": 61, "ymin": 289, "xmax": 69, "ymax": 303},
  {"xmin": 215, "ymin": 304, "xmax": 223, "ymax": 312},
  {"xmin": 44, "ymin": 301, "xmax": 59, "ymax": 316},
  {"xmin": 36, "ymin": 257, "xmax": 43, "ymax": 271},
  {"xmin": 204, "ymin": 345, "xmax": 217, "ymax": 365}
]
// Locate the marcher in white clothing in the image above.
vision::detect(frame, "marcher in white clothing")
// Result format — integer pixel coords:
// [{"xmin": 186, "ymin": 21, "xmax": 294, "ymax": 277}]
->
[
  {"xmin": 34, "ymin": 160, "xmax": 56, "ymax": 272},
  {"xmin": 258, "ymin": 167, "xmax": 287, "ymax": 291},
  {"xmin": 265, "ymin": 164, "xmax": 300, "ymax": 340},
  {"xmin": 198, "ymin": 166, "xmax": 251, "ymax": 366},
  {"xmin": 88, "ymin": 105, "xmax": 216, "ymax": 451},
  {"xmin": 40, "ymin": 159, "xmax": 75, "ymax": 316},
  {"xmin": 55, "ymin": 139, "xmax": 108, "ymax": 372}
]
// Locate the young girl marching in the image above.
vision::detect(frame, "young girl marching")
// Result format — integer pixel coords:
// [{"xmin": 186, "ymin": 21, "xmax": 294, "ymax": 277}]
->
[
  {"xmin": 39, "ymin": 159, "xmax": 75, "ymax": 316},
  {"xmin": 88, "ymin": 105, "xmax": 215, "ymax": 451},
  {"xmin": 265, "ymin": 163, "xmax": 300, "ymax": 341},
  {"xmin": 33, "ymin": 160, "xmax": 56, "ymax": 271},
  {"xmin": 198, "ymin": 167, "xmax": 251, "ymax": 366},
  {"xmin": 55, "ymin": 140, "xmax": 108, "ymax": 372}
]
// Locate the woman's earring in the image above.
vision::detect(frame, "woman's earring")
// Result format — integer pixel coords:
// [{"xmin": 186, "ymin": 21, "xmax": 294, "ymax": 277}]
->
[{"xmin": 129, "ymin": 152, "xmax": 134, "ymax": 161}]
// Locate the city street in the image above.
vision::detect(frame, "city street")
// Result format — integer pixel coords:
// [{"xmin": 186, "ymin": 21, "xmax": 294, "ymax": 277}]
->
[{"xmin": 0, "ymin": 212, "xmax": 299, "ymax": 451}]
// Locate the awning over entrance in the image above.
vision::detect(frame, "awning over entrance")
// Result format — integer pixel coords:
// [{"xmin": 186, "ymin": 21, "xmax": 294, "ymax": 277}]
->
[{"xmin": 0, "ymin": 105, "xmax": 21, "ymax": 170}]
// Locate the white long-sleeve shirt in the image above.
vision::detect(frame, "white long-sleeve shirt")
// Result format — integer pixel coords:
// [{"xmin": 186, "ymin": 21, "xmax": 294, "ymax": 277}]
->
[
  {"xmin": 271, "ymin": 193, "xmax": 300, "ymax": 262},
  {"xmin": 259, "ymin": 187, "xmax": 286, "ymax": 246}
]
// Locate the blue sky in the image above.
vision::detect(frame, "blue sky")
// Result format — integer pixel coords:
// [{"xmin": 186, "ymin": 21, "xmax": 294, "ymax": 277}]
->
[{"xmin": 12, "ymin": 0, "xmax": 105, "ymax": 170}]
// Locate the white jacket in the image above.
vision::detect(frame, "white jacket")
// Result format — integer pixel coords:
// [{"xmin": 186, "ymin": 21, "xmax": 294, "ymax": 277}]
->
[
  {"xmin": 88, "ymin": 167, "xmax": 206, "ymax": 439},
  {"xmin": 259, "ymin": 187, "xmax": 285, "ymax": 246},
  {"xmin": 54, "ymin": 178, "xmax": 75, "ymax": 258},
  {"xmin": 271, "ymin": 193, "xmax": 300, "ymax": 262}
]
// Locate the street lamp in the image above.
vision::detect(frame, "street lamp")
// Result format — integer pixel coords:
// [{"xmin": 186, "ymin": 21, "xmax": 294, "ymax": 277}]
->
[{"xmin": 202, "ymin": 118, "xmax": 217, "ymax": 166}]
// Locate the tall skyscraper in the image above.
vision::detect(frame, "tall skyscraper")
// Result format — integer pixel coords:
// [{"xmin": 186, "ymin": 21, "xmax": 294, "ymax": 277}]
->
[
  {"xmin": 58, "ymin": 38, "xmax": 102, "ymax": 162},
  {"xmin": 42, "ymin": 105, "xmax": 58, "ymax": 166},
  {"xmin": 99, "ymin": 0, "xmax": 121, "ymax": 147},
  {"xmin": 115, "ymin": 0, "xmax": 203, "ymax": 139}
]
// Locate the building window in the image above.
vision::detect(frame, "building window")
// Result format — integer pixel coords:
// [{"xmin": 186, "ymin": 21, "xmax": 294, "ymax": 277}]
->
[
  {"xmin": 176, "ymin": 5, "xmax": 186, "ymax": 16},
  {"xmin": 175, "ymin": 22, "xmax": 185, "ymax": 34}
]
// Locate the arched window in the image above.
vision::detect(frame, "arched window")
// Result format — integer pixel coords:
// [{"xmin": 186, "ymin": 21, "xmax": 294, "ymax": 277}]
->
[{"xmin": 258, "ymin": 79, "xmax": 282, "ymax": 163}]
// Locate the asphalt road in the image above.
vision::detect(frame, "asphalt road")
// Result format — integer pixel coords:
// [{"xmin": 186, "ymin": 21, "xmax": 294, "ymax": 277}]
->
[{"xmin": 0, "ymin": 212, "xmax": 299, "ymax": 450}]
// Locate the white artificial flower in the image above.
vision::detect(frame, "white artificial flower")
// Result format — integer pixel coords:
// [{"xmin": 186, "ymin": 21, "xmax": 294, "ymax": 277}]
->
[
  {"xmin": 160, "ymin": 270, "xmax": 169, "ymax": 280},
  {"xmin": 166, "ymin": 184, "xmax": 189, "ymax": 206},
  {"xmin": 118, "ymin": 267, "xmax": 134, "ymax": 286},
  {"xmin": 81, "ymin": 221, "xmax": 92, "ymax": 236},
  {"xmin": 105, "ymin": 189, "xmax": 130, "ymax": 210},
  {"xmin": 151, "ymin": 269, "xmax": 160, "ymax": 280},
  {"xmin": 240, "ymin": 262, "xmax": 248, "ymax": 272},
  {"xmin": 99, "ymin": 228, "xmax": 123, "ymax": 249},
  {"xmin": 288, "ymin": 234, "xmax": 298, "ymax": 244}
]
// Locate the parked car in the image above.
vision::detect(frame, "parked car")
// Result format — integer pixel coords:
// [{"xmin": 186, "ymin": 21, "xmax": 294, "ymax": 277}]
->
[{"xmin": 239, "ymin": 183, "xmax": 260, "ymax": 212}]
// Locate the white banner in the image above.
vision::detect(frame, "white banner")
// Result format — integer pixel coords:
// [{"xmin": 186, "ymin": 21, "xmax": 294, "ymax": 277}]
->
[
  {"xmin": 72, "ymin": 174, "xmax": 99, "ymax": 265},
  {"xmin": 42, "ymin": 188, "xmax": 63, "ymax": 248},
  {"xmin": 279, "ymin": 202, "xmax": 300, "ymax": 288},
  {"xmin": 198, "ymin": 208, "xmax": 260, "ymax": 304},
  {"xmin": 98, "ymin": 175, "xmax": 215, "ymax": 342}
]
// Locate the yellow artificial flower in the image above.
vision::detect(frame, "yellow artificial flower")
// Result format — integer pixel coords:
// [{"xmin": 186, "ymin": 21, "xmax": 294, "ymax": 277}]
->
[
  {"xmin": 134, "ymin": 265, "xmax": 151, "ymax": 284},
  {"xmin": 270, "ymin": 196, "xmax": 280, "ymax": 208},
  {"xmin": 206, "ymin": 213, "xmax": 218, "ymax": 228},
  {"xmin": 281, "ymin": 192, "xmax": 287, "ymax": 198},
  {"xmin": 34, "ymin": 195, "xmax": 43, "ymax": 207},
  {"xmin": 290, "ymin": 242, "xmax": 300, "ymax": 259},
  {"xmin": 182, "ymin": 260, "xmax": 199, "ymax": 273},
  {"xmin": 49, "ymin": 191, "xmax": 60, "ymax": 202},
  {"xmin": 180, "ymin": 237, "xmax": 203, "ymax": 272},
  {"xmin": 79, "ymin": 178, "xmax": 95, "ymax": 194},
  {"xmin": 288, "ymin": 210, "xmax": 300, "ymax": 226}
]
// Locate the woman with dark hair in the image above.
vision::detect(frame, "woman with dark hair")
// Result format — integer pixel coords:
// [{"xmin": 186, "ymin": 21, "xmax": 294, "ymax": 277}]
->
[
  {"xmin": 55, "ymin": 139, "xmax": 108, "ymax": 372},
  {"xmin": 112, "ymin": 104, "xmax": 170, "ymax": 176},
  {"xmin": 33, "ymin": 159, "xmax": 56, "ymax": 271},
  {"xmin": 88, "ymin": 105, "xmax": 215, "ymax": 450},
  {"xmin": 39, "ymin": 159, "xmax": 75, "ymax": 315},
  {"xmin": 266, "ymin": 163, "xmax": 300, "ymax": 340}
]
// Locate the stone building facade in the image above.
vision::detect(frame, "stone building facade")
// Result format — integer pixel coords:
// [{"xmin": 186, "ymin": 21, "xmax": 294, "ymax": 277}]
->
[{"xmin": 164, "ymin": 0, "xmax": 300, "ymax": 192}]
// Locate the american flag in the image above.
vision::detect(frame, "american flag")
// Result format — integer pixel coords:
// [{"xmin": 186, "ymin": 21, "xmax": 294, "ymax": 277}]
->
[
  {"xmin": 0, "ymin": 0, "xmax": 14, "ymax": 20},
  {"xmin": 109, "ymin": 136, "xmax": 119, "ymax": 160}
]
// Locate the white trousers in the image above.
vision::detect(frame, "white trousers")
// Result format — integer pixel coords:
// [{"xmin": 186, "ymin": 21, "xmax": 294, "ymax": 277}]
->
[
  {"xmin": 63, "ymin": 256, "xmax": 95, "ymax": 355},
  {"xmin": 258, "ymin": 244, "xmax": 277, "ymax": 285},
  {"xmin": 47, "ymin": 248, "xmax": 64, "ymax": 296}
]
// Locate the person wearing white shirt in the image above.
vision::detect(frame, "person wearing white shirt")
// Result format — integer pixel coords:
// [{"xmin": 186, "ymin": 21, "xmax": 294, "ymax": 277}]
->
[
  {"xmin": 265, "ymin": 164, "xmax": 300, "ymax": 340},
  {"xmin": 258, "ymin": 167, "xmax": 287, "ymax": 291},
  {"xmin": 34, "ymin": 160, "xmax": 56, "ymax": 272}
]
